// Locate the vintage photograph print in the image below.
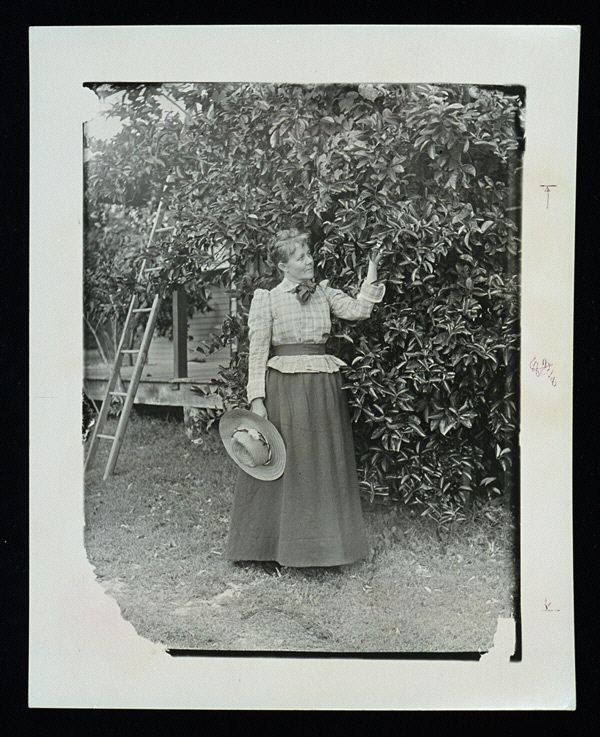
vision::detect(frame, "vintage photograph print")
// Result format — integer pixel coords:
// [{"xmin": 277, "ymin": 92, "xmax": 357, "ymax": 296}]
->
[{"xmin": 82, "ymin": 82, "xmax": 523, "ymax": 654}]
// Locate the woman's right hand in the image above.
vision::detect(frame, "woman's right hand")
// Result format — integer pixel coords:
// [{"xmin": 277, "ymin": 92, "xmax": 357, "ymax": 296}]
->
[{"xmin": 250, "ymin": 398, "xmax": 268, "ymax": 420}]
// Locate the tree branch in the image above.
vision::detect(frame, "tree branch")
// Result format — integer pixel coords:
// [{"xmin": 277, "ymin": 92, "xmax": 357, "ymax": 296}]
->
[{"xmin": 84, "ymin": 314, "xmax": 110, "ymax": 366}]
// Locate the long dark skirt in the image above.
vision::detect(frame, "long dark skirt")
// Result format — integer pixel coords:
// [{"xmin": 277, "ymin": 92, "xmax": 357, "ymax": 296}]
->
[{"xmin": 226, "ymin": 370, "xmax": 368, "ymax": 567}]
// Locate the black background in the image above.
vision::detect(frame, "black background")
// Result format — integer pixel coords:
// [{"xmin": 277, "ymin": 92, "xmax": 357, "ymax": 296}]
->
[{"xmin": 2, "ymin": 6, "xmax": 597, "ymax": 726}]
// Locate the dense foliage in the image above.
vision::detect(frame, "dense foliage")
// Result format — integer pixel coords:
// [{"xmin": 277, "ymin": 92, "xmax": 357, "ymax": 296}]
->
[{"xmin": 85, "ymin": 82, "xmax": 523, "ymax": 526}]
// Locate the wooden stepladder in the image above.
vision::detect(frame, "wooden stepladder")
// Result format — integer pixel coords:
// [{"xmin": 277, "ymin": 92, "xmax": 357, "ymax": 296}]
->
[{"xmin": 85, "ymin": 179, "xmax": 174, "ymax": 480}]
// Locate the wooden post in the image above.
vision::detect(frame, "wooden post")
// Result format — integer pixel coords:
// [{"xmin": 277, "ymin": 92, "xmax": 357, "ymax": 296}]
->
[{"xmin": 172, "ymin": 286, "xmax": 188, "ymax": 379}]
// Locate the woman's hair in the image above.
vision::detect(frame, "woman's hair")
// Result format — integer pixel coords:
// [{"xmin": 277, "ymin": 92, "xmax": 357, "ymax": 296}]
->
[{"xmin": 267, "ymin": 228, "xmax": 310, "ymax": 271}]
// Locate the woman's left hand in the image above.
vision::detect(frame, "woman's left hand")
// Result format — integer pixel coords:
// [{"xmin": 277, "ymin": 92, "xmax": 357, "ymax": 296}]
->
[
  {"xmin": 369, "ymin": 244, "xmax": 384, "ymax": 267},
  {"xmin": 366, "ymin": 244, "xmax": 383, "ymax": 284}
]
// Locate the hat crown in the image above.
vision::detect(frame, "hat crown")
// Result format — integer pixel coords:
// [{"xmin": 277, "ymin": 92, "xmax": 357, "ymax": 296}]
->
[{"xmin": 231, "ymin": 428, "xmax": 271, "ymax": 468}]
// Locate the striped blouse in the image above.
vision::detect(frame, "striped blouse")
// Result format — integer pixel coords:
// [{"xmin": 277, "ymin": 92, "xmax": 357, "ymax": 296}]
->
[{"xmin": 246, "ymin": 276, "xmax": 386, "ymax": 403}]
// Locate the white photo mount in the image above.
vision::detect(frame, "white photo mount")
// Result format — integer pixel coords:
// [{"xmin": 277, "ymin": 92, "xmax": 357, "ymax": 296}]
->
[{"xmin": 29, "ymin": 24, "xmax": 578, "ymax": 710}]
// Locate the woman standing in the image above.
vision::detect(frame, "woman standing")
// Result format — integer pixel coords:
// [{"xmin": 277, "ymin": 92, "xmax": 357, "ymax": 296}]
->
[{"xmin": 226, "ymin": 228, "xmax": 385, "ymax": 568}]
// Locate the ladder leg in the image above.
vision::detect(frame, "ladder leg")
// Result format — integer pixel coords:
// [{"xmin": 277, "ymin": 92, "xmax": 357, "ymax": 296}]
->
[
  {"xmin": 103, "ymin": 294, "xmax": 162, "ymax": 480},
  {"xmin": 85, "ymin": 293, "xmax": 139, "ymax": 471},
  {"xmin": 84, "ymin": 351, "xmax": 125, "ymax": 471}
]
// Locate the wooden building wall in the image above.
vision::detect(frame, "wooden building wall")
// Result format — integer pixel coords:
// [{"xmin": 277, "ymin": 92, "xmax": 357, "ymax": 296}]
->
[
  {"xmin": 85, "ymin": 285, "xmax": 232, "ymax": 407},
  {"xmin": 146, "ymin": 286, "xmax": 230, "ymax": 367}
]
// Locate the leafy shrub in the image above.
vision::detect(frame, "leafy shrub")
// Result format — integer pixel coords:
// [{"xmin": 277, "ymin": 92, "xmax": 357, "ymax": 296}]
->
[{"xmin": 85, "ymin": 82, "xmax": 523, "ymax": 528}]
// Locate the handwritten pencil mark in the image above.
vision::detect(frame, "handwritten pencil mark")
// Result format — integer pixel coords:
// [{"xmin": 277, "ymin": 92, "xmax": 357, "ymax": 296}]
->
[
  {"xmin": 539, "ymin": 184, "xmax": 557, "ymax": 209},
  {"xmin": 544, "ymin": 597, "xmax": 560, "ymax": 612},
  {"xmin": 530, "ymin": 357, "xmax": 557, "ymax": 387}
]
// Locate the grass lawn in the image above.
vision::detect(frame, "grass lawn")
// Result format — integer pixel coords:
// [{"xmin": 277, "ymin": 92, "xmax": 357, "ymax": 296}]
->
[{"xmin": 84, "ymin": 410, "xmax": 517, "ymax": 653}]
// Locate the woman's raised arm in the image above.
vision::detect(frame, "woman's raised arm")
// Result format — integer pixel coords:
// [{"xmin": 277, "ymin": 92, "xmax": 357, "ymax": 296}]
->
[{"xmin": 322, "ymin": 248, "xmax": 385, "ymax": 321}]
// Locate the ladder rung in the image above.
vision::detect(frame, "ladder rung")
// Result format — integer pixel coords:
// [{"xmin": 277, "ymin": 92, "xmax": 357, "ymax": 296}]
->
[
  {"xmin": 133, "ymin": 307, "xmax": 152, "ymax": 313},
  {"xmin": 144, "ymin": 267, "xmax": 162, "ymax": 273},
  {"xmin": 110, "ymin": 391, "xmax": 128, "ymax": 396},
  {"xmin": 121, "ymin": 349, "xmax": 140, "ymax": 353},
  {"xmin": 156, "ymin": 226, "xmax": 175, "ymax": 232},
  {"xmin": 98, "ymin": 434, "xmax": 116, "ymax": 440}
]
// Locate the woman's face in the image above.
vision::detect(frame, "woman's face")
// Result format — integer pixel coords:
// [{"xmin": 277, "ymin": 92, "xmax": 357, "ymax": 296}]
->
[{"xmin": 279, "ymin": 240, "xmax": 314, "ymax": 282}]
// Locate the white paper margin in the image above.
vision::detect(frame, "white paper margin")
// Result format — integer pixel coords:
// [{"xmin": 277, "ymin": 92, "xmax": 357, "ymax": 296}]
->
[{"xmin": 29, "ymin": 24, "xmax": 578, "ymax": 710}]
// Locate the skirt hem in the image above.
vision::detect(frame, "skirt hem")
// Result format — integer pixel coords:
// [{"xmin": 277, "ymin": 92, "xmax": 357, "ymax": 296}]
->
[{"xmin": 226, "ymin": 553, "xmax": 367, "ymax": 568}]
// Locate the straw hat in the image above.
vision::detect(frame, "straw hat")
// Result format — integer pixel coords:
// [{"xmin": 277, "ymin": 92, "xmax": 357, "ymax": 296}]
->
[{"xmin": 219, "ymin": 409, "xmax": 286, "ymax": 481}]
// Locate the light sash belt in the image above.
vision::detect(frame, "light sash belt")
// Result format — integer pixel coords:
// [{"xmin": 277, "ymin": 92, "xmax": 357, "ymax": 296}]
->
[{"xmin": 271, "ymin": 343, "xmax": 327, "ymax": 356}]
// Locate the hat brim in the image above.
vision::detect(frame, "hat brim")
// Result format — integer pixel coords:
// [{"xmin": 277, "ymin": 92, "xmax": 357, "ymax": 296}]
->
[{"xmin": 219, "ymin": 409, "xmax": 286, "ymax": 481}]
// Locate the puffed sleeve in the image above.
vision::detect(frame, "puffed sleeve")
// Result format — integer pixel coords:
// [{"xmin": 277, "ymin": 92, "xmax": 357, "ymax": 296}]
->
[
  {"xmin": 320, "ymin": 279, "xmax": 386, "ymax": 321},
  {"xmin": 246, "ymin": 288, "xmax": 273, "ymax": 404}
]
